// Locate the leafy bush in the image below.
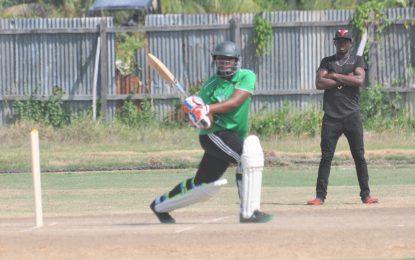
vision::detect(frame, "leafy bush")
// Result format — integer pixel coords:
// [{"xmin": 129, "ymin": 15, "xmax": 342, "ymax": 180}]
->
[
  {"xmin": 251, "ymin": 101, "xmax": 322, "ymax": 138},
  {"xmin": 360, "ymin": 84, "xmax": 399, "ymax": 120},
  {"xmin": 253, "ymin": 12, "xmax": 273, "ymax": 57},
  {"xmin": 14, "ymin": 86, "xmax": 70, "ymax": 127},
  {"xmin": 116, "ymin": 32, "xmax": 146, "ymax": 76},
  {"xmin": 161, "ymin": 99, "xmax": 189, "ymax": 129},
  {"xmin": 251, "ymin": 86, "xmax": 415, "ymax": 138},
  {"xmin": 117, "ymin": 97, "xmax": 155, "ymax": 128},
  {"xmin": 360, "ymin": 84, "xmax": 415, "ymax": 131}
]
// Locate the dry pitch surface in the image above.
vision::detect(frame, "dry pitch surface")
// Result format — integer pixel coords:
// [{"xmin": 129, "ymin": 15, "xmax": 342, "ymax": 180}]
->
[{"xmin": 1, "ymin": 204, "xmax": 414, "ymax": 259}]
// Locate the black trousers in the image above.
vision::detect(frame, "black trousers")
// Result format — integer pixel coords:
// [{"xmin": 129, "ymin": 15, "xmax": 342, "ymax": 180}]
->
[
  {"xmin": 165, "ymin": 130, "xmax": 243, "ymax": 200},
  {"xmin": 195, "ymin": 130, "xmax": 243, "ymax": 184},
  {"xmin": 316, "ymin": 112, "xmax": 371, "ymax": 200}
]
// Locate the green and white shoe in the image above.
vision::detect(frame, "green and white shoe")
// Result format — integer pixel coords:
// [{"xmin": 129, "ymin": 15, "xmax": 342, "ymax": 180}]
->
[{"xmin": 150, "ymin": 200, "xmax": 176, "ymax": 224}]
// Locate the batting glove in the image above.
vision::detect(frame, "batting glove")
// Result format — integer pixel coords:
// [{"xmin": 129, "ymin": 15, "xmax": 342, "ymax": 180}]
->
[
  {"xmin": 182, "ymin": 95, "xmax": 204, "ymax": 114},
  {"xmin": 188, "ymin": 112, "xmax": 211, "ymax": 129},
  {"xmin": 190, "ymin": 105, "xmax": 211, "ymax": 128}
]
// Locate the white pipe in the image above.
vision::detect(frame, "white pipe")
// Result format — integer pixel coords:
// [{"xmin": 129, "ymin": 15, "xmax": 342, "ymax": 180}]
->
[{"xmin": 92, "ymin": 36, "xmax": 101, "ymax": 121}]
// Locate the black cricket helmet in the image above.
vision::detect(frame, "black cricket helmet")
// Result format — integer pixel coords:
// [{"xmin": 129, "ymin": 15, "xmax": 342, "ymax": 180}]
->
[
  {"xmin": 212, "ymin": 41, "xmax": 241, "ymax": 59},
  {"xmin": 211, "ymin": 41, "xmax": 241, "ymax": 77}
]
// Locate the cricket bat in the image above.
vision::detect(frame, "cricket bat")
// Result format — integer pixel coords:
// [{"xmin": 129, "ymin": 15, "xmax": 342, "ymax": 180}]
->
[{"xmin": 147, "ymin": 53, "xmax": 186, "ymax": 95}]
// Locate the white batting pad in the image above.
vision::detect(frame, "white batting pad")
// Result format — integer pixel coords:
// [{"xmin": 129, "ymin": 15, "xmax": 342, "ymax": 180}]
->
[
  {"xmin": 155, "ymin": 179, "xmax": 228, "ymax": 213},
  {"xmin": 241, "ymin": 135, "xmax": 264, "ymax": 219}
]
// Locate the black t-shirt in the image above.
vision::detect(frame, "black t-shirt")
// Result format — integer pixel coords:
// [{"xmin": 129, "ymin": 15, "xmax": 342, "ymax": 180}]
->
[{"xmin": 318, "ymin": 54, "xmax": 367, "ymax": 119}]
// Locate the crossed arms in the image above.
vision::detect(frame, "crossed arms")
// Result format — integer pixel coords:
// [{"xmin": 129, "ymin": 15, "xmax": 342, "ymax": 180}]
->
[{"xmin": 316, "ymin": 67, "xmax": 366, "ymax": 90}]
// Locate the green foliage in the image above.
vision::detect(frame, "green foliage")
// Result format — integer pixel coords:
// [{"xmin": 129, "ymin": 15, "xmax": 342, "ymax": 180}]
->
[
  {"xmin": 42, "ymin": 0, "xmax": 95, "ymax": 17},
  {"xmin": 44, "ymin": 87, "xmax": 68, "ymax": 127},
  {"xmin": 159, "ymin": 0, "xmax": 382, "ymax": 13},
  {"xmin": 0, "ymin": 0, "xmax": 95, "ymax": 17},
  {"xmin": 159, "ymin": 0, "xmax": 204, "ymax": 13},
  {"xmin": 117, "ymin": 97, "xmax": 155, "ymax": 128},
  {"xmin": 389, "ymin": 65, "xmax": 415, "ymax": 89},
  {"xmin": 361, "ymin": 84, "xmax": 399, "ymax": 119},
  {"xmin": 299, "ymin": 0, "xmax": 332, "ymax": 10},
  {"xmin": 298, "ymin": 0, "xmax": 357, "ymax": 10},
  {"xmin": 161, "ymin": 99, "xmax": 189, "ymax": 128},
  {"xmin": 116, "ymin": 33, "xmax": 146, "ymax": 76},
  {"xmin": 255, "ymin": 0, "xmax": 289, "ymax": 10},
  {"xmin": 330, "ymin": 0, "xmax": 357, "ymax": 10},
  {"xmin": 352, "ymin": 0, "xmax": 392, "ymax": 36},
  {"xmin": 250, "ymin": 89, "xmax": 415, "ymax": 138},
  {"xmin": 291, "ymin": 0, "xmax": 409, "ymax": 11},
  {"xmin": 0, "ymin": 0, "xmax": 31, "ymax": 9},
  {"xmin": 253, "ymin": 12, "xmax": 273, "ymax": 57},
  {"xmin": 14, "ymin": 86, "xmax": 70, "ymax": 128},
  {"xmin": 351, "ymin": 0, "xmax": 403, "ymax": 60},
  {"xmin": 160, "ymin": 0, "xmax": 261, "ymax": 14},
  {"xmin": 3, "ymin": 0, "xmax": 413, "ymax": 18},
  {"xmin": 207, "ymin": 0, "xmax": 260, "ymax": 13},
  {"xmin": 251, "ymin": 101, "xmax": 322, "ymax": 138},
  {"xmin": 188, "ymin": 81, "xmax": 203, "ymax": 95},
  {"xmin": 360, "ymin": 84, "xmax": 415, "ymax": 131}
]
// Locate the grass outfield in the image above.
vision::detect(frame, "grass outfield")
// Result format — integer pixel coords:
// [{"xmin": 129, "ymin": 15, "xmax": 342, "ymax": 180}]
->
[
  {"xmin": 1, "ymin": 126, "xmax": 415, "ymax": 173},
  {"xmin": 1, "ymin": 165, "xmax": 414, "ymax": 218}
]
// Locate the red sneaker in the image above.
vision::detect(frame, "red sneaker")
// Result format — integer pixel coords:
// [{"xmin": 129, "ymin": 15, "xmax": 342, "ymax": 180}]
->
[
  {"xmin": 307, "ymin": 198, "xmax": 324, "ymax": 205},
  {"xmin": 362, "ymin": 197, "xmax": 379, "ymax": 204}
]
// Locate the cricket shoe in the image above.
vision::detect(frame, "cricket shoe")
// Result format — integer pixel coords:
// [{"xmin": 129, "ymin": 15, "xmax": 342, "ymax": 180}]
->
[
  {"xmin": 150, "ymin": 200, "xmax": 176, "ymax": 224},
  {"xmin": 307, "ymin": 198, "xmax": 324, "ymax": 205},
  {"xmin": 240, "ymin": 210, "xmax": 273, "ymax": 223},
  {"xmin": 362, "ymin": 197, "xmax": 379, "ymax": 204}
]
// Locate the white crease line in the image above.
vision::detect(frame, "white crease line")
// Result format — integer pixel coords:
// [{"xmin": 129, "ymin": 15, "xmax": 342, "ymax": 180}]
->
[
  {"xmin": 56, "ymin": 228, "xmax": 129, "ymax": 232},
  {"xmin": 52, "ymin": 225, "xmax": 162, "ymax": 232},
  {"xmin": 19, "ymin": 222, "xmax": 57, "ymax": 232},
  {"xmin": 175, "ymin": 215, "xmax": 232, "ymax": 233},
  {"xmin": 1, "ymin": 223, "xmax": 31, "ymax": 227},
  {"xmin": 20, "ymin": 226, "xmax": 43, "ymax": 233},
  {"xmin": 205, "ymin": 215, "xmax": 232, "ymax": 223},
  {"xmin": 175, "ymin": 226, "xmax": 195, "ymax": 233}
]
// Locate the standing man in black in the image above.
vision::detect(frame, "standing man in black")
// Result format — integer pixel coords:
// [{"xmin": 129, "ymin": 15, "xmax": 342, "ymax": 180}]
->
[{"xmin": 307, "ymin": 29, "xmax": 378, "ymax": 205}]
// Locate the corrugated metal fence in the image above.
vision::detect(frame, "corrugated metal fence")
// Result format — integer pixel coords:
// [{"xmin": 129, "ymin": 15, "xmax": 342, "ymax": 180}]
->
[
  {"xmin": 0, "ymin": 17, "xmax": 116, "ymax": 126},
  {"xmin": 1, "ymin": 8, "xmax": 414, "ymax": 127},
  {"xmin": 146, "ymin": 8, "xmax": 415, "ymax": 118}
]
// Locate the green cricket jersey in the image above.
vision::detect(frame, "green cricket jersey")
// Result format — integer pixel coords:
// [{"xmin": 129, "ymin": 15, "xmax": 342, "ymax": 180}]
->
[{"xmin": 199, "ymin": 69, "xmax": 256, "ymax": 139}]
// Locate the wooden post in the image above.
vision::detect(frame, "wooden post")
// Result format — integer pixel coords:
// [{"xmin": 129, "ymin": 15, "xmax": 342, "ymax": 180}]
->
[
  {"xmin": 92, "ymin": 36, "xmax": 101, "ymax": 121},
  {"xmin": 411, "ymin": 25, "xmax": 415, "ymax": 77},
  {"xmin": 100, "ymin": 19, "xmax": 108, "ymax": 122},
  {"xmin": 230, "ymin": 17, "xmax": 241, "ymax": 49}
]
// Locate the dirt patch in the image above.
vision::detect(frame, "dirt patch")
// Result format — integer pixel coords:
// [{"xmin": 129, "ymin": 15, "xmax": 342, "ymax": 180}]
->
[{"xmin": 1, "ymin": 207, "xmax": 414, "ymax": 259}]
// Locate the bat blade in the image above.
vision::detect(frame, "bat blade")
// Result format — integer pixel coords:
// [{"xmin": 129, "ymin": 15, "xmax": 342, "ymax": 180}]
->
[{"xmin": 147, "ymin": 53, "xmax": 185, "ymax": 94}]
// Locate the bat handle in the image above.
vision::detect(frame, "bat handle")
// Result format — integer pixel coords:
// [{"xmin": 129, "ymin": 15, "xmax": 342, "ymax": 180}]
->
[
  {"xmin": 174, "ymin": 81, "xmax": 186, "ymax": 95},
  {"xmin": 200, "ymin": 119, "xmax": 210, "ymax": 128},
  {"xmin": 199, "ymin": 116, "xmax": 211, "ymax": 128}
]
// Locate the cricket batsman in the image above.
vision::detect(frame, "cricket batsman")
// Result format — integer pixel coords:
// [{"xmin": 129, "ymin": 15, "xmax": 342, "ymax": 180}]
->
[{"xmin": 149, "ymin": 41, "xmax": 272, "ymax": 224}]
